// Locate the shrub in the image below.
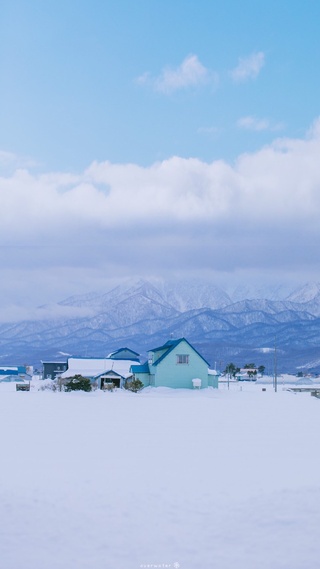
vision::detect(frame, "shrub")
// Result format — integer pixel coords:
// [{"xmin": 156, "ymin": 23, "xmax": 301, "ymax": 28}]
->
[
  {"xmin": 40, "ymin": 382, "xmax": 56, "ymax": 391},
  {"xmin": 125, "ymin": 378, "xmax": 144, "ymax": 393},
  {"xmin": 64, "ymin": 375, "xmax": 92, "ymax": 392}
]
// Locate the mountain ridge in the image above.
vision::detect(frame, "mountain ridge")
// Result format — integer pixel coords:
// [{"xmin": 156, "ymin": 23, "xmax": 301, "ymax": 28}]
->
[{"xmin": 0, "ymin": 279, "xmax": 320, "ymax": 373}]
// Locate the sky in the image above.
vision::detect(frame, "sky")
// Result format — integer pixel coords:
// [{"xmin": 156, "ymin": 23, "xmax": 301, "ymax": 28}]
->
[{"xmin": 1, "ymin": 0, "xmax": 320, "ymax": 320}]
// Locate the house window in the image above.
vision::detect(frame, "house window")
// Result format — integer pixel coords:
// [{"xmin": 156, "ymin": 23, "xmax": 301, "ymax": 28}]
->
[{"xmin": 176, "ymin": 354, "xmax": 189, "ymax": 364}]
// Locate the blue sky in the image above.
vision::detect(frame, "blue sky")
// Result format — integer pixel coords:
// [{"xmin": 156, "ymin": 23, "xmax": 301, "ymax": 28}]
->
[
  {"xmin": 2, "ymin": 0, "xmax": 320, "ymax": 170},
  {"xmin": 1, "ymin": 0, "xmax": 320, "ymax": 318}
]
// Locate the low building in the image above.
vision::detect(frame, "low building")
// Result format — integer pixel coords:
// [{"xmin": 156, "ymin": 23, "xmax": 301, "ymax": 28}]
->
[
  {"xmin": 60, "ymin": 347, "xmax": 140, "ymax": 389},
  {"xmin": 0, "ymin": 365, "xmax": 32, "ymax": 383},
  {"xmin": 236, "ymin": 368, "xmax": 258, "ymax": 381},
  {"xmin": 42, "ymin": 361, "xmax": 68, "ymax": 380}
]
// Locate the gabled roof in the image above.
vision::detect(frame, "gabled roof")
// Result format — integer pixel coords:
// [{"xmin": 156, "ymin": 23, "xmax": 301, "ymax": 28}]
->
[
  {"xmin": 93, "ymin": 370, "xmax": 125, "ymax": 380},
  {"xmin": 150, "ymin": 338, "xmax": 182, "ymax": 353},
  {"xmin": 107, "ymin": 347, "xmax": 140, "ymax": 361},
  {"xmin": 150, "ymin": 337, "xmax": 210, "ymax": 367}
]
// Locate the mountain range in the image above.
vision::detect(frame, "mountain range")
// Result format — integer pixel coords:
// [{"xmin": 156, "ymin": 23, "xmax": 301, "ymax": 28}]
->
[{"xmin": 1, "ymin": 279, "xmax": 320, "ymax": 373}]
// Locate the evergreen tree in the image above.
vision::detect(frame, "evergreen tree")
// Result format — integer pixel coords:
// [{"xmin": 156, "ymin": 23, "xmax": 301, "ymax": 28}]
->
[
  {"xmin": 64, "ymin": 375, "xmax": 92, "ymax": 392},
  {"xmin": 224, "ymin": 363, "xmax": 240, "ymax": 378}
]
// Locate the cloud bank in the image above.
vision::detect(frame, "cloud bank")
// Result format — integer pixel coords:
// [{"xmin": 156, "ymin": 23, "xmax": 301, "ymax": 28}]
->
[
  {"xmin": 2, "ymin": 120, "xmax": 319, "ymax": 232},
  {"xmin": 1, "ymin": 119, "xmax": 320, "ymax": 315}
]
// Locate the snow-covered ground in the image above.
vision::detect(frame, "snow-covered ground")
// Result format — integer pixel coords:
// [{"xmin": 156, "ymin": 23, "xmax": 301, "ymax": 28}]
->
[{"xmin": 1, "ymin": 382, "xmax": 320, "ymax": 569}]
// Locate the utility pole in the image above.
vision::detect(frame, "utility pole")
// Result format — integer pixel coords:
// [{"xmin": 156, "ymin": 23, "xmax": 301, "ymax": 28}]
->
[{"xmin": 274, "ymin": 337, "xmax": 278, "ymax": 393}]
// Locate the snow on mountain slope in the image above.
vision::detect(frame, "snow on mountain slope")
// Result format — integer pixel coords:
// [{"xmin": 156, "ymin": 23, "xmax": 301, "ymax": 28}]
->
[
  {"xmin": 287, "ymin": 281, "xmax": 320, "ymax": 303},
  {"xmin": 227, "ymin": 283, "xmax": 296, "ymax": 302},
  {"xmin": 162, "ymin": 280, "xmax": 232, "ymax": 311},
  {"xmin": 219, "ymin": 298, "xmax": 292, "ymax": 314},
  {"xmin": 60, "ymin": 278, "xmax": 232, "ymax": 313},
  {"xmin": 60, "ymin": 278, "xmax": 173, "ymax": 312},
  {"xmin": 286, "ymin": 282, "xmax": 320, "ymax": 316}
]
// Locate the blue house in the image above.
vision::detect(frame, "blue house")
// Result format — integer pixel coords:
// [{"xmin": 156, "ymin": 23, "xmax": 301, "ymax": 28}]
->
[{"xmin": 131, "ymin": 338, "xmax": 218, "ymax": 389}]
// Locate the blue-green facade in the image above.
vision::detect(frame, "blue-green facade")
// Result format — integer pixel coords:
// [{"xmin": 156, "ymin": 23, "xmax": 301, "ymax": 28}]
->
[{"xmin": 131, "ymin": 338, "xmax": 218, "ymax": 389}]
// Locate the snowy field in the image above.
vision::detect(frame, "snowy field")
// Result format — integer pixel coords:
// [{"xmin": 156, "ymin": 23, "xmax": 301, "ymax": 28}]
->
[{"xmin": 1, "ymin": 382, "xmax": 320, "ymax": 569}]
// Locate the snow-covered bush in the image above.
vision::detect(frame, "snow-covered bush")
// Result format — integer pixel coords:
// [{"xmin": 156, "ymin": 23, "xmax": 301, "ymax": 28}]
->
[
  {"xmin": 39, "ymin": 379, "xmax": 61, "ymax": 391},
  {"xmin": 125, "ymin": 379, "xmax": 144, "ymax": 393}
]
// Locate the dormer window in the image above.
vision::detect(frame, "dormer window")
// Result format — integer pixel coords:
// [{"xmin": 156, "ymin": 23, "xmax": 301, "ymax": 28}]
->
[{"xmin": 176, "ymin": 354, "xmax": 189, "ymax": 364}]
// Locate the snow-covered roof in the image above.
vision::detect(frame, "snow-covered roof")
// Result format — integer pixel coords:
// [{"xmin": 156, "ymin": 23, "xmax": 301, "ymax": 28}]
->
[
  {"xmin": 0, "ymin": 366, "xmax": 26, "ymax": 376},
  {"xmin": 0, "ymin": 374, "xmax": 30, "ymax": 383},
  {"xmin": 61, "ymin": 357, "xmax": 136, "ymax": 380},
  {"xmin": 106, "ymin": 347, "xmax": 140, "ymax": 361}
]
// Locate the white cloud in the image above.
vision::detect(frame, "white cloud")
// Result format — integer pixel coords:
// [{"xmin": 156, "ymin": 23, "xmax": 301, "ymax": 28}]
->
[
  {"xmin": 237, "ymin": 116, "xmax": 284, "ymax": 132},
  {"xmin": 0, "ymin": 150, "xmax": 38, "ymax": 172},
  {"xmin": 1, "ymin": 118, "xmax": 320, "ymax": 313},
  {"xmin": 1, "ymin": 121, "xmax": 320, "ymax": 235},
  {"xmin": 197, "ymin": 126, "xmax": 221, "ymax": 136},
  {"xmin": 135, "ymin": 71, "xmax": 150, "ymax": 86},
  {"xmin": 138, "ymin": 55, "xmax": 215, "ymax": 94},
  {"xmin": 231, "ymin": 51, "xmax": 265, "ymax": 82},
  {"xmin": 155, "ymin": 55, "xmax": 208, "ymax": 93},
  {"xmin": 0, "ymin": 150, "xmax": 17, "ymax": 165}
]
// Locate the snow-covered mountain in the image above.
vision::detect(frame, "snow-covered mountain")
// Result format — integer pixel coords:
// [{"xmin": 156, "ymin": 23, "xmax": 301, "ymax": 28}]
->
[
  {"xmin": 286, "ymin": 282, "xmax": 320, "ymax": 303},
  {"xmin": 60, "ymin": 279, "xmax": 171, "ymax": 313},
  {"xmin": 0, "ymin": 279, "xmax": 320, "ymax": 373},
  {"xmin": 161, "ymin": 281, "xmax": 232, "ymax": 311},
  {"xmin": 227, "ymin": 283, "xmax": 296, "ymax": 302},
  {"xmin": 286, "ymin": 282, "xmax": 320, "ymax": 316}
]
